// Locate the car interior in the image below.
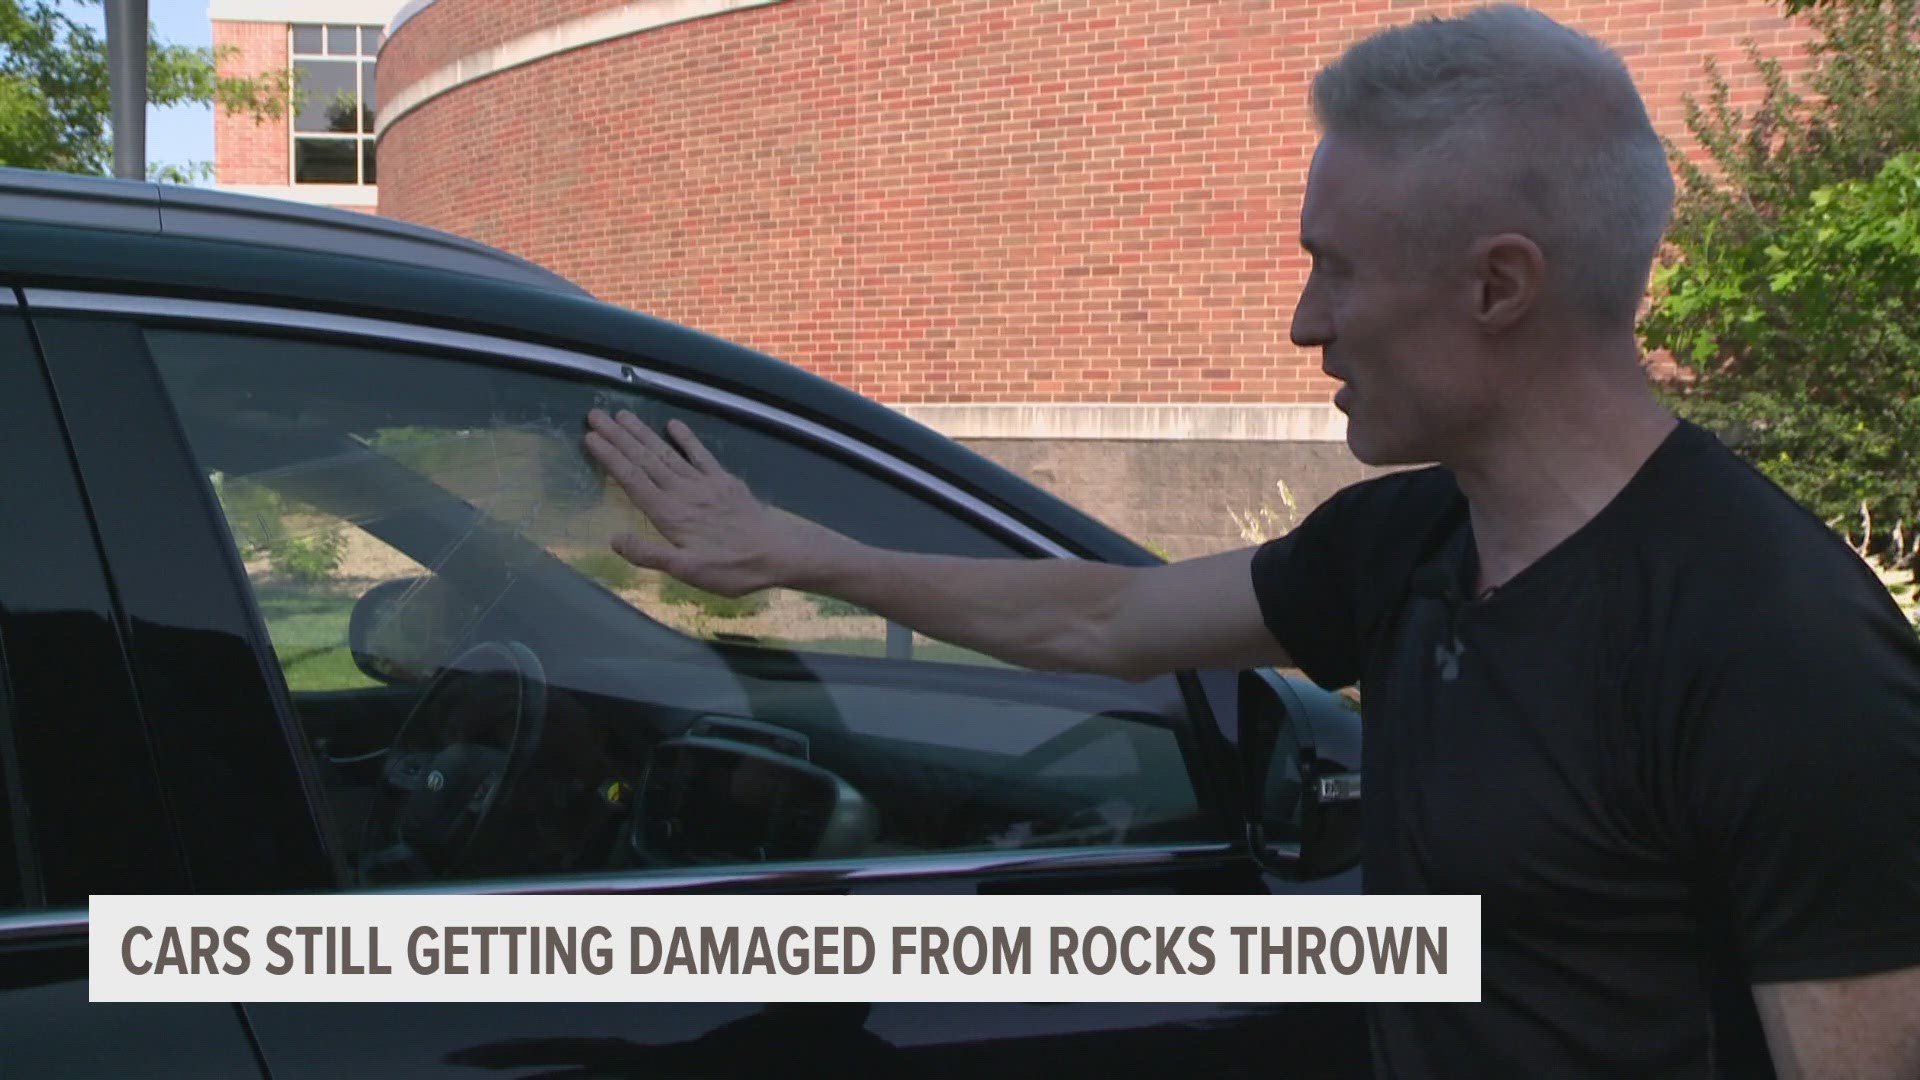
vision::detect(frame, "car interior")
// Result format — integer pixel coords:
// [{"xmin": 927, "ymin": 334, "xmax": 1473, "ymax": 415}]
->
[{"xmin": 143, "ymin": 326, "xmax": 1218, "ymax": 889}]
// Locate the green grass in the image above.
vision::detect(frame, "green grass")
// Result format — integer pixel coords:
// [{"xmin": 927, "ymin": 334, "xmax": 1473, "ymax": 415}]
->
[
  {"xmin": 658, "ymin": 579, "xmax": 771, "ymax": 619},
  {"xmin": 255, "ymin": 588, "xmax": 377, "ymax": 691},
  {"xmin": 567, "ymin": 550, "xmax": 640, "ymax": 590},
  {"xmin": 279, "ymin": 644, "xmax": 377, "ymax": 691}
]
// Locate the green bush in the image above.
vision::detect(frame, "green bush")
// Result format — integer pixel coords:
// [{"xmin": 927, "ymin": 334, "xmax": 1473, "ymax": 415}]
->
[
  {"xmin": 214, "ymin": 476, "xmax": 347, "ymax": 584},
  {"xmin": 1641, "ymin": 0, "xmax": 1920, "ymax": 567},
  {"xmin": 366, "ymin": 426, "xmax": 445, "ymax": 450},
  {"xmin": 568, "ymin": 550, "xmax": 641, "ymax": 590},
  {"xmin": 216, "ymin": 476, "xmax": 286, "ymax": 557},
  {"xmin": 659, "ymin": 578, "xmax": 771, "ymax": 619},
  {"xmin": 266, "ymin": 527, "xmax": 347, "ymax": 587}
]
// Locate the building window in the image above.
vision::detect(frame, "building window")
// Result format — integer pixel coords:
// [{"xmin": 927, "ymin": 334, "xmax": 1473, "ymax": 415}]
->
[{"xmin": 291, "ymin": 23, "xmax": 380, "ymax": 186}]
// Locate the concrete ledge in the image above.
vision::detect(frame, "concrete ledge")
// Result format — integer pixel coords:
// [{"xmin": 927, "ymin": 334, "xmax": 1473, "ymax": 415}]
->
[
  {"xmin": 210, "ymin": 0, "xmax": 407, "ymax": 24},
  {"xmin": 212, "ymin": 184, "xmax": 380, "ymax": 207},
  {"xmin": 377, "ymin": 0, "xmax": 789, "ymax": 139},
  {"xmin": 891, "ymin": 403, "xmax": 1347, "ymax": 442}
]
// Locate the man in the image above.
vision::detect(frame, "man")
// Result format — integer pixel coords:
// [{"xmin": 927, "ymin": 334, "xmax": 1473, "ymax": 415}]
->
[{"xmin": 584, "ymin": 5, "xmax": 1920, "ymax": 1076}]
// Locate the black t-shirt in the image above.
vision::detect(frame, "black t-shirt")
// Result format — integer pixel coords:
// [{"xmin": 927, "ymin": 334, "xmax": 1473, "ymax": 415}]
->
[{"xmin": 1250, "ymin": 420, "xmax": 1920, "ymax": 1079}]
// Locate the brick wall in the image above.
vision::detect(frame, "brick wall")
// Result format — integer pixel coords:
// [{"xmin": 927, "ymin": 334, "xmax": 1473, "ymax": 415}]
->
[
  {"xmin": 378, "ymin": 0, "xmax": 1810, "ymax": 406},
  {"xmin": 213, "ymin": 21, "xmax": 290, "ymax": 185}
]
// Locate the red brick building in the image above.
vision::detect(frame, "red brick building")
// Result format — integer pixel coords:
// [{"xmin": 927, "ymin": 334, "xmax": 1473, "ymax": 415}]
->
[
  {"xmin": 216, "ymin": 0, "xmax": 1810, "ymax": 555},
  {"xmin": 211, "ymin": 0, "xmax": 401, "ymax": 212}
]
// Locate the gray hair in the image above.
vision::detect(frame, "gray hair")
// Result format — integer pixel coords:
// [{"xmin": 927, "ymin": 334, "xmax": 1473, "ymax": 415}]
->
[{"xmin": 1310, "ymin": 4, "xmax": 1675, "ymax": 330}]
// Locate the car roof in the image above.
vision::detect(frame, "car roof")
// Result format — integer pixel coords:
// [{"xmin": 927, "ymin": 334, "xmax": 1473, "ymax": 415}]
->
[
  {"xmin": 0, "ymin": 169, "xmax": 1151, "ymax": 564},
  {"xmin": 0, "ymin": 167, "xmax": 587, "ymax": 296}
]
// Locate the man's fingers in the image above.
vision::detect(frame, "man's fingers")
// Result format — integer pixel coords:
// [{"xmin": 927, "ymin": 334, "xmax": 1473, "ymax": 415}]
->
[
  {"xmin": 586, "ymin": 408, "xmax": 648, "ymax": 461},
  {"xmin": 583, "ymin": 430, "xmax": 661, "ymax": 502},
  {"xmin": 611, "ymin": 532, "xmax": 678, "ymax": 572},
  {"xmin": 666, "ymin": 419, "xmax": 726, "ymax": 476},
  {"xmin": 584, "ymin": 410, "xmax": 674, "ymax": 489},
  {"xmin": 614, "ymin": 411, "xmax": 701, "ymax": 480}
]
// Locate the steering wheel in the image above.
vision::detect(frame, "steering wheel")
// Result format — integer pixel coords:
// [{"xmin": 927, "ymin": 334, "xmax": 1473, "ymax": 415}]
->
[{"xmin": 358, "ymin": 640, "xmax": 548, "ymax": 883}]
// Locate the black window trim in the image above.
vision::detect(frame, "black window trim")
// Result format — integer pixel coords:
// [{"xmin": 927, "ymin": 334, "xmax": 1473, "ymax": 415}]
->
[
  {"xmin": 379, "ymin": 839, "xmax": 1264, "ymax": 895},
  {"xmin": 1, "ymin": 293, "xmax": 45, "ymax": 908},
  {"xmin": 0, "ymin": 837, "xmax": 1275, "ymax": 922},
  {"xmin": 22, "ymin": 289, "xmax": 1250, "ymax": 893}
]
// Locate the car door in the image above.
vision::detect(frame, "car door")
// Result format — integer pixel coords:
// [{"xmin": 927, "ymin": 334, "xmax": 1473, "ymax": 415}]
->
[
  {"xmin": 0, "ymin": 297, "xmax": 270, "ymax": 1079},
  {"xmin": 29, "ymin": 288, "xmax": 1368, "ymax": 1079}
]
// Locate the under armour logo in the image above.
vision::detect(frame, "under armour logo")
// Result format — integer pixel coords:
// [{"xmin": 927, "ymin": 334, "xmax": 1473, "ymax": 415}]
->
[{"xmin": 1434, "ymin": 634, "xmax": 1464, "ymax": 682}]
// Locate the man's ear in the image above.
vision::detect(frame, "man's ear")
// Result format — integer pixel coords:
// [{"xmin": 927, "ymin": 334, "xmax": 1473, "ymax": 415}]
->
[{"xmin": 1471, "ymin": 233, "xmax": 1545, "ymax": 330}]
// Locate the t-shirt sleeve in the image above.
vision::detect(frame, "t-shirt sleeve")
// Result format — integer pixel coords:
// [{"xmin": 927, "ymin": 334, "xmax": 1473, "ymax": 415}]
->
[
  {"xmin": 1675, "ymin": 573, "xmax": 1920, "ymax": 983},
  {"xmin": 1248, "ymin": 470, "xmax": 1450, "ymax": 691}
]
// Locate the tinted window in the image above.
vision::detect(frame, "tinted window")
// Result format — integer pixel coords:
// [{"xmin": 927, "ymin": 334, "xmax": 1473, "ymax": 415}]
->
[
  {"xmin": 361, "ymin": 59, "xmax": 377, "ymax": 132},
  {"xmin": 145, "ymin": 327, "xmax": 1209, "ymax": 889},
  {"xmin": 211, "ymin": 472, "xmax": 433, "ymax": 693},
  {"xmin": 293, "ymin": 59, "xmax": 358, "ymax": 133}
]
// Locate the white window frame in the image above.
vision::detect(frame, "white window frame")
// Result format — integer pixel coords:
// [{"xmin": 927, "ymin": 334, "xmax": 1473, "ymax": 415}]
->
[{"xmin": 289, "ymin": 22, "xmax": 382, "ymax": 189}]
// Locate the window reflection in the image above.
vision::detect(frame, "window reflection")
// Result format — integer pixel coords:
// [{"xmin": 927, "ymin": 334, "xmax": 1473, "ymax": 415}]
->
[{"xmin": 291, "ymin": 24, "xmax": 380, "ymax": 186}]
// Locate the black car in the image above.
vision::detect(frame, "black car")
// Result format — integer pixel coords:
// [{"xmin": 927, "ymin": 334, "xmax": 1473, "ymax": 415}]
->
[{"xmin": 0, "ymin": 167, "xmax": 1367, "ymax": 1078}]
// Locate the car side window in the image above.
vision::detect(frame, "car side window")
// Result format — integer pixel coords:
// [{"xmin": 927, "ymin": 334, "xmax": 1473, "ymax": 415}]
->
[
  {"xmin": 361, "ymin": 418, "xmax": 1014, "ymax": 668},
  {"xmin": 210, "ymin": 474, "xmax": 439, "ymax": 692},
  {"xmin": 144, "ymin": 326, "xmax": 1211, "ymax": 889}
]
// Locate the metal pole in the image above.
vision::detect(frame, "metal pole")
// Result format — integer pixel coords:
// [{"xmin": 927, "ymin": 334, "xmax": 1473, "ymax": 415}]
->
[{"xmin": 106, "ymin": 0, "xmax": 150, "ymax": 180}]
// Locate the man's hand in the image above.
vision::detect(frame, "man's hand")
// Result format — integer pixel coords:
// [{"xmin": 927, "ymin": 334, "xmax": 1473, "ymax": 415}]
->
[
  {"xmin": 582, "ymin": 407, "xmax": 1288, "ymax": 678},
  {"xmin": 582, "ymin": 409, "xmax": 841, "ymax": 597}
]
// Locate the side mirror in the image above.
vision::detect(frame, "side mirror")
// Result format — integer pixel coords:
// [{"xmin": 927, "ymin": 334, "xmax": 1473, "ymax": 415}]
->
[
  {"xmin": 1239, "ymin": 669, "xmax": 1363, "ymax": 879},
  {"xmin": 347, "ymin": 575, "xmax": 462, "ymax": 684}
]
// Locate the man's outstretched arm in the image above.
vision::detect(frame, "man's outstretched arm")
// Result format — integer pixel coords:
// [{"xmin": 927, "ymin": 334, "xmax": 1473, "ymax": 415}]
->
[
  {"xmin": 1753, "ymin": 967, "xmax": 1920, "ymax": 1080},
  {"xmin": 583, "ymin": 409, "xmax": 1290, "ymax": 680}
]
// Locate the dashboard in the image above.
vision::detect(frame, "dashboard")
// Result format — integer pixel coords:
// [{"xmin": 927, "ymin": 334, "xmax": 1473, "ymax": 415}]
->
[{"xmin": 311, "ymin": 647, "xmax": 1208, "ymax": 883}]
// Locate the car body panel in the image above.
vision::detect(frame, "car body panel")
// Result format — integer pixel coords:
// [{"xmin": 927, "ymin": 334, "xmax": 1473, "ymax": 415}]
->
[
  {"xmin": 0, "ymin": 308, "xmax": 267, "ymax": 1077},
  {"xmin": 33, "ymin": 313, "xmax": 340, "ymax": 894}
]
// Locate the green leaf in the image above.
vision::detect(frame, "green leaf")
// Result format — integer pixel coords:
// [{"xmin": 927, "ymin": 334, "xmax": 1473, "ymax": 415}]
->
[
  {"xmin": 1639, "ymin": 0, "xmax": 1920, "ymax": 571},
  {"xmin": 0, "ymin": 0, "xmax": 287, "ymax": 176}
]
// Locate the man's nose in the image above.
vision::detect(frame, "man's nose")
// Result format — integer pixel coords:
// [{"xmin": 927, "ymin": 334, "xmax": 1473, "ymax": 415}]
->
[{"xmin": 1290, "ymin": 300, "xmax": 1330, "ymax": 350}]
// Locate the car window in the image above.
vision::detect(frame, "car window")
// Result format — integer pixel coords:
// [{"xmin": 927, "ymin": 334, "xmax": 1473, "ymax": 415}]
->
[
  {"xmin": 363, "ymin": 422, "xmax": 1014, "ymax": 668},
  {"xmin": 211, "ymin": 474, "xmax": 438, "ymax": 692},
  {"xmin": 143, "ymin": 326, "xmax": 1211, "ymax": 889}
]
